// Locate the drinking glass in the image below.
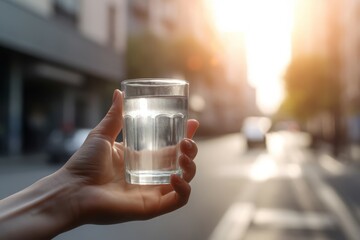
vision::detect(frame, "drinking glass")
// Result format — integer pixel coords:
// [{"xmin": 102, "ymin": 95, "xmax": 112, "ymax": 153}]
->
[{"xmin": 121, "ymin": 79, "xmax": 188, "ymax": 185}]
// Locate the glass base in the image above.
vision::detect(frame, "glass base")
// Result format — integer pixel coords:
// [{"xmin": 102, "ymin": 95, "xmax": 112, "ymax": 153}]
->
[{"xmin": 126, "ymin": 170, "xmax": 182, "ymax": 185}]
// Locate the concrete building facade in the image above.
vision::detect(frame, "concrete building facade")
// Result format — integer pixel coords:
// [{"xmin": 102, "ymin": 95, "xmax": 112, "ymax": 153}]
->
[
  {"xmin": 0, "ymin": 0, "xmax": 126, "ymax": 156},
  {"xmin": 341, "ymin": 0, "xmax": 360, "ymax": 106},
  {"xmin": 339, "ymin": 0, "xmax": 360, "ymax": 158}
]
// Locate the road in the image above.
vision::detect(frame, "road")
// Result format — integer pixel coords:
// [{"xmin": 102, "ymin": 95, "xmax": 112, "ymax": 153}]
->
[{"xmin": 1, "ymin": 132, "xmax": 360, "ymax": 239}]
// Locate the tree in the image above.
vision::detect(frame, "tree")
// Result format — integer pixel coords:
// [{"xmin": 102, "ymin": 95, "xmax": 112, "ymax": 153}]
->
[
  {"xmin": 168, "ymin": 36, "xmax": 223, "ymax": 85},
  {"xmin": 280, "ymin": 55, "xmax": 340, "ymax": 121},
  {"xmin": 126, "ymin": 32, "xmax": 173, "ymax": 79},
  {"xmin": 125, "ymin": 33, "xmax": 224, "ymax": 86},
  {"xmin": 280, "ymin": 55, "xmax": 342, "ymax": 154}
]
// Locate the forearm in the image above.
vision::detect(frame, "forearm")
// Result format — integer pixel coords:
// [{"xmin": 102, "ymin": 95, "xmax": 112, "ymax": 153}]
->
[{"xmin": 0, "ymin": 170, "xmax": 80, "ymax": 239}]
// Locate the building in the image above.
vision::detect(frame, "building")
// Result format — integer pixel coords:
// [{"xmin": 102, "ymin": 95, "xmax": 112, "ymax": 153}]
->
[
  {"xmin": 291, "ymin": 0, "xmax": 360, "ymax": 156},
  {"xmin": 127, "ymin": 0, "xmax": 212, "ymax": 41},
  {"xmin": 0, "ymin": 0, "xmax": 126, "ymax": 155},
  {"xmin": 127, "ymin": 0, "xmax": 251, "ymax": 134},
  {"xmin": 291, "ymin": 0, "xmax": 341, "ymax": 140},
  {"xmin": 292, "ymin": 0, "xmax": 330, "ymax": 58},
  {"xmin": 339, "ymin": 0, "xmax": 360, "ymax": 159},
  {"xmin": 341, "ymin": 0, "xmax": 360, "ymax": 110},
  {"xmin": 221, "ymin": 32, "xmax": 257, "ymax": 113}
]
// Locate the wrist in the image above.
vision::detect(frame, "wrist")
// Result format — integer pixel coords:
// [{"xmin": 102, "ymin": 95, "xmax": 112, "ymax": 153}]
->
[
  {"xmin": 0, "ymin": 169, "xmax": 82, "ymax": 239},
  {"xmin": 43, "ymin": 169, "xmax": 84, "ymax": 232}
]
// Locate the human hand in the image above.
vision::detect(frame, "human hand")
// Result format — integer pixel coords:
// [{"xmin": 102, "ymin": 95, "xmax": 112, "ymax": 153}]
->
[{"xmin": 58, "ymin": 89, "xmax": 199, "ymax": 226}]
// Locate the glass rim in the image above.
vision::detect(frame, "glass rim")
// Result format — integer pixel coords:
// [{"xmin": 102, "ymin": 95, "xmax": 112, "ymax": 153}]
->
[{"xmin": 121, "ymin": 78, "xmax": 188, "ymax": 86}]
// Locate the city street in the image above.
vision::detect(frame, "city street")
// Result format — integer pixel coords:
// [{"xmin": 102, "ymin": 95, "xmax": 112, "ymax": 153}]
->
[
  {"xmin": 2, "ymin": 1, "xmax": 360, "ymax": 240},
  {"xmin": 1, "ymin": 133, "xmax": 360, "ymax": 240}
]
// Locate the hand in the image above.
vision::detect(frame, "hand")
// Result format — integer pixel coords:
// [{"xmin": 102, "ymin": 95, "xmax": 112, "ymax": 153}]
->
[
  {"xmin": 0, "ymin": 89, "xmax": 198, "ymax": 239},
  {"xmin": 60, "ymin": 89, "xmax": 199, "ymax": 225}
]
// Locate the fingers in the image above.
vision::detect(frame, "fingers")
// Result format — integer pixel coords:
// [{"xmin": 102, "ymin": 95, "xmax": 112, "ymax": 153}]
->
[
  {"xmin": 179, "ymin": 154, "xmax": 196, "ymax": 182},
  {"xmin": 90, "ymin": 89, "xmax": 123, "ymax": 143},
  {"xmin": 187, "ymin": 119, "xmax": 199, "ymax": 139},
  {"xmin": 171, "ymin": 175, "xmax": 191, "ymax": 199},
  {"xmin": 141, "ymin": 141, "xmax": 197, "ymax": 218},
  {"xmin": 180, "ymin": 139, "xmax": 198, "ymax": 160},
  {"xmin": 179, "ymin": 139, "xmax": 197, "ymax": 182},
  {"xmin": 155, "ymin": 175, "xmax": 191, "ymax": 216}
]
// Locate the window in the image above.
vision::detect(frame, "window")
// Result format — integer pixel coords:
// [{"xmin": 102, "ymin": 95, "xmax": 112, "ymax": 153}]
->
[
  {"xmin": 108, "ymin": 5, "xmax": 116, "ymax": 47},
  {"xmin": 53, "ymin": 0, "xmax": 80, "ymax": 26},
  {"xmin": 130, "ymin": 0, "xmax": 149, "ymax": 23}
]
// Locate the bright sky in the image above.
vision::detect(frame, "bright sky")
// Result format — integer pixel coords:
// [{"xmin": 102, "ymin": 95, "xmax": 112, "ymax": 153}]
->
[{"xmin": 208, "ymin": 0, "xmax": 295, "ymax": 114}]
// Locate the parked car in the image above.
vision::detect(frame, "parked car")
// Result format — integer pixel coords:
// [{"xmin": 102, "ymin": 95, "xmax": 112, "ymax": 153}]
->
[
  {"xmin": 46, "ymin": 128, "xmax": 91, "ymax": 164},
  {"xmin": 241, "ymin": 116, "xmax": 272, "ymax": 148}
]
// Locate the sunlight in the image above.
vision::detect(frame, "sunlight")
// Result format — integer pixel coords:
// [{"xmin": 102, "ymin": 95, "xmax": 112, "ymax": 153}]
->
[
  {"xmin": 249, "ymin": 153, "xmax": 302, "ymax": 181},
  {"xmin": 209, "ymin": 0, "xmax": 247, "ymax": 33},
  {"xmin": 250, "ymin": 154, "xmax": 278, "ymax": 181},
  {"xmin": 208, "ymin": 0, "xmax": 295, "ymax": 114}
]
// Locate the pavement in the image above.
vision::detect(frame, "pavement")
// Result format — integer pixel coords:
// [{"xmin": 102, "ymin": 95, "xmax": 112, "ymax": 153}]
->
[
  {"xmin": 315, "ymin": 141, "xmax": 360, "ymax": 172},
  {"xmin": 1, "ymin": 134, "xmax": 360, "ymax": 240}
]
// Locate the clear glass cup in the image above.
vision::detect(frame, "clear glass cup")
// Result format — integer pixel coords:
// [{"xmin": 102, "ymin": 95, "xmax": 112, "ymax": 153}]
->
[{"xmin": 121, "ymin": 79, "xmax": 189, "ymax": 185}]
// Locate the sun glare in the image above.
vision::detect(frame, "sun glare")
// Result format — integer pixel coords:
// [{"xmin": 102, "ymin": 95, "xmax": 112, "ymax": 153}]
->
[
  {"xmin": 210, "ymin": 0, "xmax": 247, "ymax": 32},
  {"xmin": 209, "ymin": 0, "xmax": 295, "ymax": 114}
]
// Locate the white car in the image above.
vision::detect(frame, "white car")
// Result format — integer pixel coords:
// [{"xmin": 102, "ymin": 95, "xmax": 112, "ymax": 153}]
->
[{"xmin": 241, "ymin": 117, "xmax": 272, "ymax": 148}]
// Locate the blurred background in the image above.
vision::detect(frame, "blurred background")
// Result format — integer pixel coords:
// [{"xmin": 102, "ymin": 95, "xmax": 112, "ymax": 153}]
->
[{"xmin": 2, "ymin": 0, "xmax": 360, "ymax": 239}]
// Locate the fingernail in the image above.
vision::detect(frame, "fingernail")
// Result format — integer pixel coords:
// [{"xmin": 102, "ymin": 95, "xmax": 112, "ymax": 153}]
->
[{"xmin": 113, "ymin": 89, "xmax": 121, "ymax": 103}]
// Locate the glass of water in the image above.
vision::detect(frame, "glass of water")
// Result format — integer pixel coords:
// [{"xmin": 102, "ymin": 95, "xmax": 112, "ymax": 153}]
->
[{"xmin": 121, "ymin": 79, "xmax": 188, "ymax": 185}]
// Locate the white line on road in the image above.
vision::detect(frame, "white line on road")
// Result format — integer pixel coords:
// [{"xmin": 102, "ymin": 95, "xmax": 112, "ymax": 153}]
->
[
  {"xmin": 208, "ymin": 202, "xmax": 255, "ymax": 240},
  {"xmin": 208, "ymin": 174, "xmax": 260, "ymax": 240},
  {"xmin": 306, "ymin": 163, "xmax": 360, "ymax": 240},
  {"xmin": 253, "ymin": 208, "xmax": 336, "ymax": 230},
  {"xmin": 319, "ymin": 154, "xmax": 346, "ymax": 175}
]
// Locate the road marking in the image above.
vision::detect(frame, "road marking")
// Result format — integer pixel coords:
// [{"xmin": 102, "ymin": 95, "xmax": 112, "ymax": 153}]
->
[
  {"xmin": 209, "ymin": 204, "xmax": 336, "ymax": 240},
  {"xmin": 306, "ymin": 163, "xmax": 360, "ymax": 240},
  {"xmin": 216, "ymin": 154, "xmax": 302, "ymax": 181},
  {"xmin": 319, "ymin": 154, "xmax": 346, "ymax": 175},
  {"xmin": 253, "ymin": 208, "xmax": 336, "ymax": 230},
  {"xmin": 208, "ymin": 202, "xmax": 255, "ymax": 240},
  {"xmin": 209, "ymin": 176, "xmax": 260, "ymax": 240}
]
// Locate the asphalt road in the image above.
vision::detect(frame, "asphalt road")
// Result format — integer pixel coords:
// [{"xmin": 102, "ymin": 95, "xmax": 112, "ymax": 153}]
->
[{"xmin": 1, "ymin": 132, "xmax": 360, "ymax": 240}]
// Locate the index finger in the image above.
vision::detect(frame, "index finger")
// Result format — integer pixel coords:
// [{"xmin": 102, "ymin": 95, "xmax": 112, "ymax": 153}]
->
[{"xmin": 187, "ymin": 119, "xmax": 199, "ymax": 139}]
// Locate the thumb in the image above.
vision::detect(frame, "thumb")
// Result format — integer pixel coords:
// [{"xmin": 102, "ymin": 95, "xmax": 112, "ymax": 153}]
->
[{"xmin": 90, "ymin": 89, "xmax": 123, "ymax": 143}]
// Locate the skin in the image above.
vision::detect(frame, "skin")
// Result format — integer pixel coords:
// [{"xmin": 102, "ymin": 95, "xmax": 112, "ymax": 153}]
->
[{"xmin": 0, "ymin": 89, "xmax": 199, "ymax": 239}]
